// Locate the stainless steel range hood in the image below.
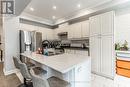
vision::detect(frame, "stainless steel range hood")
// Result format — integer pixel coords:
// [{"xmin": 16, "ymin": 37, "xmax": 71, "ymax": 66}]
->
[{"xmin": 58, "ymin": 32, "xmax": 67, "ymax": 36}]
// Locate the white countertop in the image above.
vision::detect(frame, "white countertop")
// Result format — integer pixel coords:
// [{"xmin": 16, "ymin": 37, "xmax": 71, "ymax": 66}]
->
[{"xmin": 21, "ymin": 52, "xmax": 90, "ymax": 73}]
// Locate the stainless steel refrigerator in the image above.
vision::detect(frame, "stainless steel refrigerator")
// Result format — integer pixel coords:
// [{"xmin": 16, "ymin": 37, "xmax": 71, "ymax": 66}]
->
[{"xmin": 19, "ymin": 30, "xmax": 42, "ymax": 53}]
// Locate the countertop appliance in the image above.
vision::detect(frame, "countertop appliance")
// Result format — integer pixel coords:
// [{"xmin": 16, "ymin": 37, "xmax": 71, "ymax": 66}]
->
[{"xmin": 20, "ymin": 30, "xmax": 42, "ymax": 53}]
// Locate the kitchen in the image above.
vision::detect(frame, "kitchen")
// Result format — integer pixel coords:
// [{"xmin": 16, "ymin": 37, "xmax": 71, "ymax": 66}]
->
[
  {"xmin": 1, "ymin": 0, "xmax": 130, "ymax": 87},
  {"xmin": 19, "ymin": 16, "xmax": 91, "ymax": 87}
]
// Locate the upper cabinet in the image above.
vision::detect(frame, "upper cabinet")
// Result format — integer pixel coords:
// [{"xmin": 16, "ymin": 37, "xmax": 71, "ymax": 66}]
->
[
  {"xmin": 68, "ymin": 20, "xmax": 90, "ymax": 39},
  {"xmin": 81, "ymin": 20, "xmax": 89, "ymax": 38},
  {"xmin": 100, "ymin": 11, "xmax": 114, "ymax": 36},
  {"xmin": 68, "ymin": 23, "xmax": 82, "ymax": 39},
  {"xmin": 89, "ymin": 11, "xmax": 114, "ymax": 37},
  {"xmin": 53, "ymin": 21, "xmax": 90, "ymax": 39},
  {"xmin": 89, "ymin": 15, "xmax": 101, "ymax": 37},
  {"xmin": 53, "ymin": 26, "xmax": 69, "ymax": 39},
  {"xmin": 38, "ymin": 26, "xmax": 54, "ymax": 40}
]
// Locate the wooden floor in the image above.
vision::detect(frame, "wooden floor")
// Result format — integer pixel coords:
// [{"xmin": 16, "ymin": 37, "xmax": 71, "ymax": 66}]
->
[{"xmin": 0, "ymin": 62, "xmax": 21, "ymax": 87}]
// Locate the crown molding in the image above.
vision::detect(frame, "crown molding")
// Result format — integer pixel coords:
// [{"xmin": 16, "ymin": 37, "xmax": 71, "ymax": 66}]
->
[{"xmin": 20, "ymin": 12, "xmax": 55, "ymax": 26}]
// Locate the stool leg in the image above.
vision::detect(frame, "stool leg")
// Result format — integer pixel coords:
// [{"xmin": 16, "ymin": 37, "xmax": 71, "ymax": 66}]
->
[{"xmin": 24, "ymin": 78, "xmax": 27, "ymax": 86}]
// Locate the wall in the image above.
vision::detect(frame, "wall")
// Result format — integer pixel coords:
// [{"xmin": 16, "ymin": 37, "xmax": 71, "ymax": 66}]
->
[
  {"xmin": 3, "ymin": 16, "xmax": 20, "ymax": 74},
  {"xmin": 115, "ymin": 7, "xmax": 130, "ymax": 47}
]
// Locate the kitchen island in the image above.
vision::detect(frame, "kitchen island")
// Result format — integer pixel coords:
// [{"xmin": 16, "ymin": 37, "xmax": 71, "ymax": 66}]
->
[{"xmin": 21, "ymin": 52, "xmax": 91, "ymax": 87}]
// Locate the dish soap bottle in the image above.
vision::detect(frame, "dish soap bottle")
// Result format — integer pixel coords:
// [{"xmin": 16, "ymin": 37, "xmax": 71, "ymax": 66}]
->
[{"xmin": 44, "ymin": 47, "xmax": 48, "ymax": 56}]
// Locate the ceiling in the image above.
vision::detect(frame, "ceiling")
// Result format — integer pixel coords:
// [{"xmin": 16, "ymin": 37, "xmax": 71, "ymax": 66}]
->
[{"xmin": 23, "ymin": 0, "xmax": 113, "ymax": 24}]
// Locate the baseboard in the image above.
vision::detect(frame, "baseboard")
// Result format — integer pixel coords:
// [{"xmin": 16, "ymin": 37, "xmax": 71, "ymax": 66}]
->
[{"xmin": 3, "ymin": 68, "xmax": 19, "ymax": 76}]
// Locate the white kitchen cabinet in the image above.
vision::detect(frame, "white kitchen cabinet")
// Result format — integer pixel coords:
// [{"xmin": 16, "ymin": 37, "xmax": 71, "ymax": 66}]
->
[
  {"xmin": 53, "ymin": 27, "xmax": 68, "ymax": 40},
  {"xmin": 53, "ymin": 28, "xmax": 59, "ymax": 39},
  {"xmin": 90, "ymin": 36, "xmax": 101, "ymax": 73},
  {"xmin": 100, "ymin": 11, "xmax": 114, "ymax": 36},
  {"xmin": 46, "ymin": 29, "xmax": 54, "ymax": 40},
  {"xmin": 75, "ymin": 60, "xmax": 91, "ymax": 87},
  {"xmin": 68, "ymin": 23, "xmax": 82, "ymax": 39},
  {"xmin": 89, "ymin": 15, "xmax": 100, "ymax": 37},
  {"xmin": 38, "ymin": 27, "xmax": 54, "ymax": 40},
  {"xmin": 73, "ymin": 23, "xmax": 82, "ymax": 38},
  {"xmin": 89, "ymin": 11, "xmax": 115, "ymax": 78},
  {"xmin": 101, "ymin": 35, "xmax": 114, "ymax": 78},
  {"xmin": 68, "ymin": 24, "xmax": 74, "ymax": 39},
  {"xmin": 89, "ymin": 11, "xmax": 114, "ymax": 37},
  {"xmin": 81, "ymin": 20, "xmax": 89, "ymax": 37}
]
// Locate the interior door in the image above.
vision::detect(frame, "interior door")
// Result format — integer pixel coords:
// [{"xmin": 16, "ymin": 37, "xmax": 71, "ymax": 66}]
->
[
  {"xmin": 90, "ymin": 36, "xmax": 101, "ymax": 73},
  {"xmin": 89, "ymin": 15, "xmax": 101, "ymax": 37},
  {"xmin": 101, "ymin": 35, "xmax": 114, "ymax": 78}
]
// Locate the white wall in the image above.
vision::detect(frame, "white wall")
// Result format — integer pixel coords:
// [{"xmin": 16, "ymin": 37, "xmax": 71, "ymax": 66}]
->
[
  {"xmin": 3, "ymin": 16, "xmax": 20, "ymax": 74},
  {"xmin": 115, "ymin": 8, "xmax": 130, "ymax": 47}
]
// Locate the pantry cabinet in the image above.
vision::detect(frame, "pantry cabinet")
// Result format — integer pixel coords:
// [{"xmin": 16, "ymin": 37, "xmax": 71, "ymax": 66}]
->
[
  {"xmin": 100, "ymin": 35, "xmax": 114, "ymax": 77},
  {"xmin": 89, "ymin": 15, "xmax": 100, "ymax": 37},
  {"xmin": 90, "ymin": 36, "xmax": 101, "ymax": 73},
  {"xmin": 100, "ymin": 12, "xmax": 114, "ymax": 36},
  {"xmin": 89, "ymin": 11, "xmax": 115, "ymax": 78},
  {"xmin": 90, "ymin": 11, "xmax": 114, "ymax": 37}
]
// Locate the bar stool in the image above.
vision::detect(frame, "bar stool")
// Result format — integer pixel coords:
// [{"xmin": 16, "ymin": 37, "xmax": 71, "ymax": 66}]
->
[
  {"xmin": 30, "ymin": 68, "xmax": 71, "ymax": 87},
  {"xmin": 13, "ymin": 57, "xmax": 47, "ymax": 87},
  {"xmin": 13, "ymin": 56, "xmax": 34, "ymax": 69}
]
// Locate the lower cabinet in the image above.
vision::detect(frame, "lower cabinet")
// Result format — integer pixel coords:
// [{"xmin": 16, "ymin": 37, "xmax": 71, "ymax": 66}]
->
[
  {"xmin": 75, "ymin": 60, "xmax": 91, "ymax": 87},
  {"xmin": 90, "ymin": 36, "xmax": 101, "ymax": 74},
  {"xmin": 100, "ymin": 35, "xmax": 114, "ymax": 78},
  {"xmin": 64, "ymin": 49, "xmax": 88, "ymax": 56},
  {"xmin": 45, "ymin": 59, "xmax": 91, "ymax": 87},
  {"xmin": 90, "ymin": 35, "xmax": 114, "ymax": 78}
]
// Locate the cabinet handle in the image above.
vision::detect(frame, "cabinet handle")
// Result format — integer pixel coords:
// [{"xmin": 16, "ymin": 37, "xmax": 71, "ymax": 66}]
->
[{"xmin": 77, "ymin": 66, "xmax": 82, "ymax": 72}]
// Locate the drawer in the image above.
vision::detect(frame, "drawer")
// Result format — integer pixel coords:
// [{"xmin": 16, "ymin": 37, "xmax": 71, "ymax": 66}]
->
[
  {"xmin": 116, "ymin": 67, "xmax": 130, "ymax": 78},
  {"xmin": 116, "ymin": 60, "xmax": 130, "ymax": 69}
]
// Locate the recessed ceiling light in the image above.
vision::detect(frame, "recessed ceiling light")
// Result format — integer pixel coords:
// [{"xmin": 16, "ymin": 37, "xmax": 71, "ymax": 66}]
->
[
  {"xmin": 77, "ymin": 4, "xmax": 81, "ymax": 8},
  {"xmin": 30, "ymin": 7, "xmax": 34, "ymax": 11},
  {"xmin": 53, "ymin": 6, "xmax": 57, "ymax": 10},
  {"xmin": 52, "ymin": 16, "xmax": 56, "ymax": 19}
]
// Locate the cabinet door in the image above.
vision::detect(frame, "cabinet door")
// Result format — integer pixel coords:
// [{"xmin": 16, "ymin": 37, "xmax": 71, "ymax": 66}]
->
[
  {"xmin": 75, "ymin": 61, "xmax": 91, "ymax": 87},
  {"xmin": 101, "ymin": 11, "xmax": 114, "ymax": 36},
  {"xmin": 68, "ymin": 24, "xmax": 74, "ymax": 39},
  {"xmin": 81, "ymin": 20, "xmax": 89, "ymax": 37},
  {"xmin": 73, "ymin": 23, "xmax": 82, "ymax": 38},
  {"xmin": 68, "ymin": 23, "xmax": 82, "ymax": 39},
  {"xmin": 89, "ymin": 15, "xmax": 101, "ymax": 37},
  {"xmin": 101, "ymin": 35, "xmax": 114, "ymax": 77},
  {"xmin": 90, "ymin": 36, "xmax": 101, "ymax": 73},
  {"xmin": 46, "ymin": 29, "xmax": 54, "ymax": 40},
  {"xmin": 53, "ymin": 28, "xmax": 59, "ymax": 39}
]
